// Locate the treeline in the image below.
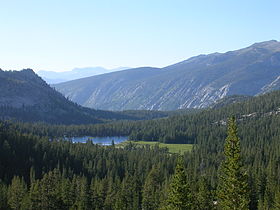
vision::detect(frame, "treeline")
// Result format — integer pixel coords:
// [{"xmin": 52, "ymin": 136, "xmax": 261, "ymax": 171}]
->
[
  {"xmin": 0, "ymin": 105, "xmax": 169, "ymax": 125},
  {"xmin": 1, "ymin": 91, "xmax": 280, "ymax": 209},
  {"xmin": 8, "ymin": 90, "xmax": 280, "ymax": 144},
  {"xmin": 129, "ymin": 90, "xmax": 280, "ymax": 143},
  {"xmin": 1, "ymin": 115, "xmax": 280, "ymax": 209},
  {"xmin": 3, "ymin": 108, "xmax": 198, "ymax": 139},
  {"xmin": 0, "ymin": 121, "xmax": 178, "ymax": 209}
]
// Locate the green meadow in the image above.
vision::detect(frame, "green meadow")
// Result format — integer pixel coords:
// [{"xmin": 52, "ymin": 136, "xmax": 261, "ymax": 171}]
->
[{"xmin": 118, "ymin": 141, "xmax": 193, "ymax": 154}]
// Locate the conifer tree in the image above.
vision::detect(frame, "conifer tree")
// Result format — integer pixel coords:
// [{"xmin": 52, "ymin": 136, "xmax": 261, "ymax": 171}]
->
[
  {"xmin": 247, "ymin": 172, "xmax": 258, "ymax": 210},
  {"xmin": 0, "ymin": 180, "xmax": 8, "ymax": 210},
  {"xmin": 217, "ymin": 117, "xmax": 249, "ymax": 210},
  {"xmin": 40, "ymin": 170, "xmax": 61, "ymax": 209},
  {"xmin": 142, "ymin": 166, "xmax": 163, "ymax": 210},
  {"xmin": 164, "ymin": 156, "xmax": 192, "ymax": 210},
  {"xmin": 75, "ymin": 176, "xmax": 90, "ymax": 210},
  {"xmin": 29, "ymin": 180, "xmax": 42, "ymax": 210},
  {"xmin": 273, "ymin": 190, "xmax": 280, "ymax": 210},
  {"xmin": 196, "ymin": 176, "xmax": 213, "ymax": 210},
  {"xmin": 7, "ymin": 176, "xmax": 27, "ymax": 210},
  {"xmin": 60, "ymin": 178, "xmax": 74, "ymax": 209}
]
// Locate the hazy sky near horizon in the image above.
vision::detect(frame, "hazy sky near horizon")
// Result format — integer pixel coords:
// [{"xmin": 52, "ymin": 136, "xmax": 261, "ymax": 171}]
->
[{"xmin": 1, "ymin": 0, "xmax": 280, "ymax": 72}]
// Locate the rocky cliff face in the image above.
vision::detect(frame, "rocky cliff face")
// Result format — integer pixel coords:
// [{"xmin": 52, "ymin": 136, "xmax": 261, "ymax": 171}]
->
[{"xmin": 54, "ymin": 40, "xmax": 280, "ymax": 111}]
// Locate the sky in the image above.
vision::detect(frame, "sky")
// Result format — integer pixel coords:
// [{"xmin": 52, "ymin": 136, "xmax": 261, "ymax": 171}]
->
[{"xmin": 0, "ymin": 0, "xmax": 280, "ymax": 72}]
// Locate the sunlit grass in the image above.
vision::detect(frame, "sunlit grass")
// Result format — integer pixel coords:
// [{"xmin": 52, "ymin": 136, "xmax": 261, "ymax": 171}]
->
[{"xmin": 118, "ymin": 141, "xmax": 193, "ymax": 154}]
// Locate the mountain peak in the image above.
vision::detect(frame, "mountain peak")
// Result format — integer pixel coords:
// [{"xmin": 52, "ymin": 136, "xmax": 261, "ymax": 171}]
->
[
  {"xmin": 54, "ymin": 40, "xmax": 280, "ymax": 111},
  {"xmin": 38, "ymin": 66, "xmax": 131, "ymax": 84},
  {"xmin": 20, "ymin": 68, "xmax": 36, "ymax": 76},
  {"xmin": 253, "ymin": 39, "xmax": 278, "ymax": 45},
  {"xmin": 250, "ymin": 40, "xmax": 280, "ymax": 50}
]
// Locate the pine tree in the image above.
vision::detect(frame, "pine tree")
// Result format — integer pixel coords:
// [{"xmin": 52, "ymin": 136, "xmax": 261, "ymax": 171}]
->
[
  {"xmin": 247, "ymin": 172, "xmax": 258, "ymax": 210},
  {"xmin": 273, "ymin": 190, "xmax": 280, "ymax": 210},
  {"xmin": 29, "ymin": 180, "xmax": 42, "ymax": 210},
  {"xmin": 117, "ymin": 174, "xmax": 137, "ymax": 210},
  {"xmin": 29, "ymin": 166, "xmax": 36, "ymax": 184},
  {"xmin": 40, "ymin": 169, "xmax": 62, "ymax": 209},
  {"xmin": 60, "ymin": 178, "xmax": 74, "ymax": 209},
  {"xmin": 75, "ymin": 176, "xmax": 90, "ymax": 210},
  {"xmin": 217, "ymin": 117, "xmax": 249, "ymax": 210},
  {"xmin": 142, "ymin": 166, "xmax": 163, "ymax": 210},
  {"xmin": 164, "ymin": 156, "xmax": 192, "ymax": 210},
  {"xmin": 7, "ymin": 176, "xmax": 27, "ymax": 210},
  {"xmin": 196, "ymin": 176, "xmax": 213, "ymax": 210},
  {"xmin": 263, "ymin": 160, "xmax": 277, "ymax": 210},
  {"xmin": 0, "ymin": 180, "xmax": 8, "ymax": 210}
]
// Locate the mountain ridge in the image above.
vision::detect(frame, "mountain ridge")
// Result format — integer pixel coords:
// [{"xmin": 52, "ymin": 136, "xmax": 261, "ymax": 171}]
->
[
  {"xmin": 54, "ymin": 40, "xmax": 280, "ymax": 111},
  {"xmin": 37, "ymin": 66, "xmax": 130, "ymax": 84},
  {"xmin": 0, "ymin": 69, "xmax": 170, "ymax": 124}
]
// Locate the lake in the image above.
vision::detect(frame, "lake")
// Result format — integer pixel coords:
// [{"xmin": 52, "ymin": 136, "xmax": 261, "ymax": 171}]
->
[{"xmin": 68, "ymin": 136, "xmax": 128, "ymax": 145}]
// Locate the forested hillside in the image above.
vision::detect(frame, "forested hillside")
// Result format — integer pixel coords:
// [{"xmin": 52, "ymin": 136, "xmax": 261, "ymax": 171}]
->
[
  {"xmin": 0, "ymin": 122, "xmax": 177, "ymax": 209},
  {"xmin": 2, "ymin": 0, "xmax": 280, "ymax": 209},
  {"xmin": 13, "ymin": 90, "xmax": 280, "ymax": 144},
  {"xmin": 0, "ymin": 90, "xmax": 280, "ymax": 209},
  {"xmin": 0, "ymin": 69, "xmax": 173, "ymax": 124}
]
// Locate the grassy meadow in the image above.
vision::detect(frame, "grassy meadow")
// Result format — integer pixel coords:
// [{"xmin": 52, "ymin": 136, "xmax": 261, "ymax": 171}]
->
[{"xmin": 118, "ymin": 141, "xmax": 193, "ymax": 154}]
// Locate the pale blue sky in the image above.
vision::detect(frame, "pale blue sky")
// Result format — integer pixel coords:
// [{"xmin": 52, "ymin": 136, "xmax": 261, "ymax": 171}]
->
[{"xmin": 0, "ymin": 0, "xmax": 279, "ymax": 72}]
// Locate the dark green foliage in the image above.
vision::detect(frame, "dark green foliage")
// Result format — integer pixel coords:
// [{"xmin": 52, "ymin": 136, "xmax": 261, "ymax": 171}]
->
[
  {"xmin": 0, "ymin": 90, "xmax": 280, "ymax": 209},
  {"xmin": 7, "ymin": 176, "xmax": 27, "ymax": 210},
  {"xmin": 164, "ymin": 156, "xmax": 193, "ymax": 210},
  {"xmin": 128, "ymin": 90, "xmax": 280, "ymax": 144},
  {"xmin": 217, "ymin": 117, "xmax": 249, "ymax": 210},
  {"xmin": 0, "ymin": 180, "xmax": 9, "ymax": 210},
  {"xmin": 0, "ymin": 121, "xmax": 177, "ymax": 209},
  {"xmin": 273, "ymin": 191, "xmax": 280, "ymax": 210},
  {"xmin": 211, "ymin": 95, "xmax": 252, "ymax": 109},
  {"xmin": 195, "ymin": 177, "xmax": 214, "ymax": 210},
  {"xmin": 142, "ymin": 166, "xmax": 164, "ymax": 210}
]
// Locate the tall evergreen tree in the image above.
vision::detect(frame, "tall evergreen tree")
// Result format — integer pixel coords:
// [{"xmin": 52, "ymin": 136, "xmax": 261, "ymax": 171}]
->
[
  {"xmin": 0, "ymin": 180, "xmax": 8, "ymax": 210},
  {"xmin": 142, "ymin": 166, "xmax": 163, "ymax": 210},
  {"xmin": 29, "ymin": 180, "xmax": 42, "ymax": 210},
  {"xmin": 273, "ymin": 190, "xmax": 280, "ymax": 210},
  {"xmin": 195, "ymin": 176, "xmax": 213, "ymax": 210},
  {"xmin": 40, "ymin": 170, "xmax": 62, "ymax": 209},
  {"xmin": 217, "ymin": 117, "xmax": 249, "ymax": 210},
  {"xmin": 75, "ymin": 176, "xmax": 90, "ymax": 210},
  {"xmin": 7, "ymin": 176, "xmax": 27, "ymax": 210},
  {"xmin": 164, "ymin": 156, "xmax": 192, "ymax": 210}
]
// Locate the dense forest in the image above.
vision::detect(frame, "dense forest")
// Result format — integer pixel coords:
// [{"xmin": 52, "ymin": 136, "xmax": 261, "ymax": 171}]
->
[
  {"xmin": 0, "ymin": 91, "xmax": 280, "ymax": 209},
  {"xmin": 1, "ymin": 0, "xmax": 280, "ymax": 209},
  {"xmin": 8, "ymin": 90, "xmax": 280, "ymax": 144}
]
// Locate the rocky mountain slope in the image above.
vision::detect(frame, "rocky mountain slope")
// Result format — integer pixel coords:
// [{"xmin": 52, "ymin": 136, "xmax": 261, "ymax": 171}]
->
[
  {"xmin": 54, "ymin": 40, "xmax": 280, "ymax": 111},
  {"xmin": 0, "ymin": 69, "xmax": 162, "ymax": 124}
]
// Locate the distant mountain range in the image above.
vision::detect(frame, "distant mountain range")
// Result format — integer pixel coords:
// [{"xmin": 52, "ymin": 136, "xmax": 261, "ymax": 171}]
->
[
  {"xmin": 54, "ymin": 40, "xmax": 280, "ymax": 111},
  {"xmin": 0, "ymin": 69, "xmax": 169, "ymax": 124},
  {"xmin": 37, "ymin": 66, "xmax": 130, "ymax": 84}
]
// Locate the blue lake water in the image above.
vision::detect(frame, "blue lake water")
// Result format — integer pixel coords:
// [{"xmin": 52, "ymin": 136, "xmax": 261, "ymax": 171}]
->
[{"xmin": 68, "ymin": 136, "xmax": 128, "ymax": 145}]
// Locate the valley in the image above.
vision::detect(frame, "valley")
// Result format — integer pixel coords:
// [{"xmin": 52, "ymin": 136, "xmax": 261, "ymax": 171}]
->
[
  {"xmin": 1, "ymin": 88, "xmax": 280, "ymax": 209},
  {"xmin": 1, "ymin": 42, "xmax": 280, "ymax": 210},
  {"xmin": 2, "ymin": 1, "xmax": 280, "ymax": 209}
]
